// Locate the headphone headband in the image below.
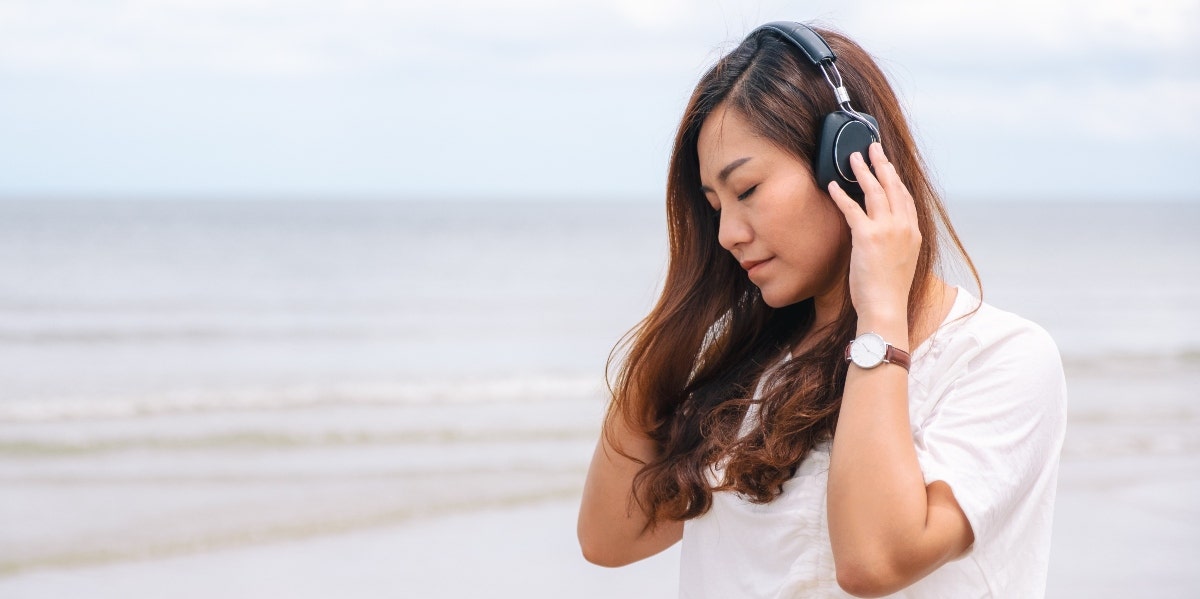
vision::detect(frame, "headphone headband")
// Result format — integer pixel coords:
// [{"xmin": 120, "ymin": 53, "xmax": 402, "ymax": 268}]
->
[
  {"xmin": 742, "ymin": 21, "xmax": 882, "ymax": 203},
  {"xmin": 750, "ymin": 22, "xmax": 835, "ymax": 66}
]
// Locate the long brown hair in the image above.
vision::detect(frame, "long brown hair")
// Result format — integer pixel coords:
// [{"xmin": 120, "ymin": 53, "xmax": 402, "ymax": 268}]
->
[{"xmin": 605, "ymin": 24, "xmax": 981, "ymax": 531}]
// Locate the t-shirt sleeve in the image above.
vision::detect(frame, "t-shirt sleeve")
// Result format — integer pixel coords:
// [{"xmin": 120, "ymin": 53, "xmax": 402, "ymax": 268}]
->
[{"xmin": 912, "ymin": 321, "xmax": 1068, "ymax": 553}]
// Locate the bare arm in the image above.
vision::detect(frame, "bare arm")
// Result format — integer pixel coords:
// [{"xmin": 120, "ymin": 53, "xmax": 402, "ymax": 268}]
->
[
  {"xmin": 577, "ymin": 411, "xmax": 683, "ymax": 567},
  {"xmin": 827, "ymin": 314, "xmax": 974, "ymax": 596},
  {"xmin": 826, "ymin": 144, "xmax": 973, "ymax": 596}
]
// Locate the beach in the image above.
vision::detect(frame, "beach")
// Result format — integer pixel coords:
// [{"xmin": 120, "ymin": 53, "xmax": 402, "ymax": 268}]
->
[
  {"xmin": 1, "ymin": 198, "xmax": 1198, "ymax": 596},
  {"xmin": 1, "ymin": 358, "xmax": 1198, "ymax": 598}
]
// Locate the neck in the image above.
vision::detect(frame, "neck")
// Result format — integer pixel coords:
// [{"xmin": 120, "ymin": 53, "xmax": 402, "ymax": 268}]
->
[
  {"xmin": 812, "ymin": 288, "xmax": 844, "ymax": 334},
  {"xmin": 908, "ymin": 277, "xmax": 956, "ymax": 351},
  {"xmin": 792, "ymin": 276, "xmax": 956, "ymax": 358},
  {"xmin": 790, "ymin": 280, "xmax": 849, "ymax": 357}
]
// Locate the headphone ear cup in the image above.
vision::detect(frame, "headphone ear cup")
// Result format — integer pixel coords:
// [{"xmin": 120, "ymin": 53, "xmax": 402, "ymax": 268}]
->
[{"xmin": 813, "ymin": 112, "xmax": 880, "ymax": 204}]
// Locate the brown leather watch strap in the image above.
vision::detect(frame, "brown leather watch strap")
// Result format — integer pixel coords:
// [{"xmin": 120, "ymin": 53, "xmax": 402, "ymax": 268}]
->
[{"xmin": 885, "ymin": 345, "xmax": 911, "ymax": 371}]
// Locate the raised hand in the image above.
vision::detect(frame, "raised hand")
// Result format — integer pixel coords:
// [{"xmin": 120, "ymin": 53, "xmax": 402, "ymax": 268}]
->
[{"xmin": 826, "ymin": 142, "xmax": 922, "ymax": 330}]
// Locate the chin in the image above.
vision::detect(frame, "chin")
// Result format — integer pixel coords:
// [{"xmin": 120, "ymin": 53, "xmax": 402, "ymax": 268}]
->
[{"xmin": 758, "ymin": 287, "xmax": 803, "ymax": 309}]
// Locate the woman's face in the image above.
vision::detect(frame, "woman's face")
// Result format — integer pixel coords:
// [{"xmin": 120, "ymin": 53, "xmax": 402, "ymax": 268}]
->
[{"xmin": 697, "ymin": 104, "xmax": 851, "ymax": 309}]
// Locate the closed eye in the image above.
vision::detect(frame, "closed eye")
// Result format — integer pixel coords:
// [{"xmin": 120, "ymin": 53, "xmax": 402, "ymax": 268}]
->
[{"xmin": 737, "ymin": 185, "xmax": 758, "ymax": 201}]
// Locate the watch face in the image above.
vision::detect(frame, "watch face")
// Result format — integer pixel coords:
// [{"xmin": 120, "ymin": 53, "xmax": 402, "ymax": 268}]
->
[{"xmin": 850, "ymin": 333, "xmax": 887, "ymax": 368}]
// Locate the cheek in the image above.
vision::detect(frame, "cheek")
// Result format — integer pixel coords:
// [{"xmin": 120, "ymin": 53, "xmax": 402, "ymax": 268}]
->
[{"xmin": 782, "ymin": 203, "xmax": 848, "ymax": 260}]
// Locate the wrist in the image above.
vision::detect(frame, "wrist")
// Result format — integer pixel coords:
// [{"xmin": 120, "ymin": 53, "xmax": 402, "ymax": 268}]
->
[
  {"xmin": 846, "ymin": 331, "xmax": 913, "ymax": 371},
  {"xmin": 855, "ymin": 302, "xmax": 906, "ymax": 324},
  {"xmin": 855, "ymin": 317, "xmax": 908, "ymax": 349}
]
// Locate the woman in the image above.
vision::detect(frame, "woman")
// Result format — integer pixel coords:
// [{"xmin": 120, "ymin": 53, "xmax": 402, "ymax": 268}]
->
[{"xmin": 577, "ymin": 21, "xmax": 1067, "ymax": 598}]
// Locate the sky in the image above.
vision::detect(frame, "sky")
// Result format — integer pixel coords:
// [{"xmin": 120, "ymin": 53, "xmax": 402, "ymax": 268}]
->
[{"xmin": 0, "ymin": 0, "xmax": 1197, "ymax": 202}]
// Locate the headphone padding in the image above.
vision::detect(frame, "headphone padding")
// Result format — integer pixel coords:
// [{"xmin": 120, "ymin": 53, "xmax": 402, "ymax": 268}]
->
[{"xmin": 814, "ymin": 112, "xmax": 879, "ymax": 204}]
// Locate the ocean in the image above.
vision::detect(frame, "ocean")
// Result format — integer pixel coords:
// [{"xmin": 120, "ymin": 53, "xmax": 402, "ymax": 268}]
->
[{"xmin": 1, "ymin": 198, "xmax": 1197, "ymax": 597}]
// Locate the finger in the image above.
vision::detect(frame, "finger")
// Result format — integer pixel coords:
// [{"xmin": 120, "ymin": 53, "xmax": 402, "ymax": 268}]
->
[
  {"xmin": 864, "ymin": 143, "xmax": 900, "ymax": 216},
  {"xmin": 827, "ymin": 180, "xmax": 867, "ymax": 230},
  {"xmin": 850, "ymin": 151, "xmax": 890, "ymax": 217},
  {"xmin": 868, "ymin": 142, "xmax": 911, "ymax": 221}
]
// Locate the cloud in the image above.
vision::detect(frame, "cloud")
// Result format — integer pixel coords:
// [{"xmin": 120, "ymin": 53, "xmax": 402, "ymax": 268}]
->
[
  {"xmin": 0, "ymin": 0, "xmax": 681, "ymax": 76},
  {"xmin": 1, "ymin": 0, "xmax": 1196, "ymax": 198},
  {"xmin": 844, "ymin": 0, "xmax": 1199, "ymax": 55},
  {"xmin": 0, "ymin": 0, "xmax": 806, "ymax": 77},
  {"xmin": 910, "ymin": 77, "xmax": 1200, "ymax": 142},
  {"xmin": 6, "ymin": 0, "xmax": 1195, "ymax": 79}
]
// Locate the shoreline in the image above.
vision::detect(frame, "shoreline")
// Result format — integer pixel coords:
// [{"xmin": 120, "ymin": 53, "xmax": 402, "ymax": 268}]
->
[
  {"xmin": 0, "ymin": 497, "xmax": 682, "ymax": 599},
  {"xmin": 2, "ymin": 448, "xmax": 1198, "ymax": 598}
]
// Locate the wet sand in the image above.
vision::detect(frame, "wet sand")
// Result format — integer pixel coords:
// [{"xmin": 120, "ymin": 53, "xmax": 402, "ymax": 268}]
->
[{"xmin": 1, "ymin": 360, "xmax": 1197, "ymax": 597}]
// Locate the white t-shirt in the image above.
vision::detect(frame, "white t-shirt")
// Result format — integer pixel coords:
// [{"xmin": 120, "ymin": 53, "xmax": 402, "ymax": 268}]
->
[{"xmin": 678, "ymin": 286, "xmax": 1068, "ymax": 598}]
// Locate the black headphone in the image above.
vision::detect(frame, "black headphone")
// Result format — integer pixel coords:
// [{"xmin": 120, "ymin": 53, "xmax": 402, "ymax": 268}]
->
[{"xmin": 747, "ymin": 22, "xmax": 881, "ymax": 203}]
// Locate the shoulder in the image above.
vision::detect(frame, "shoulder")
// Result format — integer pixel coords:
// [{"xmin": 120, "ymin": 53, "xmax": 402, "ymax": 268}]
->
[
  {"xmin": 940, "ymin": 291, "xmax": 1063, "ymax": 375},
  {"xmin": 913, "ymin": 289, "xmax": 1067, "ymax": 418}
]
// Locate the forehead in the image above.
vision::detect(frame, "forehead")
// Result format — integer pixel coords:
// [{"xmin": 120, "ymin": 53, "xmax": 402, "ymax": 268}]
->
[
  {"xmin": 698, "ymin": 106, "xmax": 753, "ymax": 157},
  {"xmin": 697, "ymin": 106, "xmax": 776, "ymax": 181}
]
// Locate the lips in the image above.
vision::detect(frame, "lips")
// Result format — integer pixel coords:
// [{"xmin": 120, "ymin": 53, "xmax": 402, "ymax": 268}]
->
[{"xmin": 739, "ymin": 258, "xmax": 771, "ymax": 274}]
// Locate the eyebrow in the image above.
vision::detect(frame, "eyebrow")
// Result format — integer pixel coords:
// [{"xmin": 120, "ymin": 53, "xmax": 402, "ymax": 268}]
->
[{"xmin": 699, "ymin": 157, "xmax": 752, "ymax": 193}]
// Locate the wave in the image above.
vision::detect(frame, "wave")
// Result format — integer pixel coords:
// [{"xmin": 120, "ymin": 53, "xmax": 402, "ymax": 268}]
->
[
  {"xmin": 0, "ymin": 428, "xmax": 599, "ymax": 456},
  {"xmin": 0, "ymin": 375, "xmax": 608, "ymax": 423},
  {"xmin": 0, "ymin": 326, "xmax": 420, "ymax": 344},
  {"xmin": 0, "ymin": 485, "xmax": 583, "ymax": 578},
  {"xmin": 1061, "ymin": 349, "xmax": 1200, "ymax": 372},
  {"xmin": 2, "ymin": 347, "xmax": 1197, "ymax": 424}
]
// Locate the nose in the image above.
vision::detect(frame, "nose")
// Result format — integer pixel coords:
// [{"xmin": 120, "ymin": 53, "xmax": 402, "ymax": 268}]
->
[{"xmin": 716, "ymin": 205, "xmax": 752, "ymax": 252}]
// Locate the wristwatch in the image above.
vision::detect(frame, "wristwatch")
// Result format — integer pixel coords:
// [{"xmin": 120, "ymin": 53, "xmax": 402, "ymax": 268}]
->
[{"xmin": 845, "ymin": 332, "xmax": 911, "ymax": 371}]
